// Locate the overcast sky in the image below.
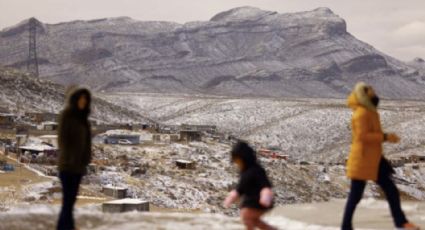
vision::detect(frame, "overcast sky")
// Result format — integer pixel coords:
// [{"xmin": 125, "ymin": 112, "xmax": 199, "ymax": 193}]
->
[{"xmin": 1, "ymin": 0, "xmax": 424, "ymax": 61}]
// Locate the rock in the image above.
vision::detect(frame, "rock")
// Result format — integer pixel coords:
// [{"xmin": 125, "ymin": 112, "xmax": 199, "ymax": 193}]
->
[{"xmin": 24, "ymin": 196, "xmax": 36, "ymax": 202}]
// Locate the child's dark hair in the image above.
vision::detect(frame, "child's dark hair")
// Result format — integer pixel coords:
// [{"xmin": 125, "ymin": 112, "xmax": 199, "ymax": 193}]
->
[{"xmin": 231, "ymin": 141, "xmax": 258, "ymax": 168}]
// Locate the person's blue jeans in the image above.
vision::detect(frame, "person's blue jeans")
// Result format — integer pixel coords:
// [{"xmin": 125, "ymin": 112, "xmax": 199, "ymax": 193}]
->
[
  {"xmin": 341, "ymin": 158, "xmax": 408, "ymax": 230},
  {"xmin": 57, "ymin": 171, "xmax": 82, "ymax": 230}
]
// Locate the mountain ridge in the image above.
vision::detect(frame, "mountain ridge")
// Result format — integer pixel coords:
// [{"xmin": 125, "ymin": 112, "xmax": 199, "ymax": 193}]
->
[{"xmin": 1, "ymin": 7, "xmax": 424, "ymax": 99}]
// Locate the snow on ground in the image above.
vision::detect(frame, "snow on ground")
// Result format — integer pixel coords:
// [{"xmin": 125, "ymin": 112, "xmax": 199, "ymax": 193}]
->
[
  {"xmin": 274, "ymin": 199, "xmax": 425, "ymax": 230},
  {"xmin": 0, "ymin": 203, "xmax": 345, "ymax": 230},
  {"xmin": 3, "ymin": 199, "xmax": 425, "ymax": 230},
  {"xmin": 86, "ymin": 141, "xmax": 353, "ymax": 214},
  {"xmin": 103, "ymin": 94, "xmax": 425, "ymax": 163},
  {"xmin": 98, "ymin": 94, "xmax": 425, "ymax": 204}
]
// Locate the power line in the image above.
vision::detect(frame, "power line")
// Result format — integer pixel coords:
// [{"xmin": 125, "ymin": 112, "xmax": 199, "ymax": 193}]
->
[{"xmin": 27, "ymin": 18, "xmax": 39, "ymax": 78}]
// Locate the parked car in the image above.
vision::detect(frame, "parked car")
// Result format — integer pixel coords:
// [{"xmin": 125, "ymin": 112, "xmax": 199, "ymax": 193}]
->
[{"xmin": 118, "ymin": 139, "xmax": 132, "ymax": 145}]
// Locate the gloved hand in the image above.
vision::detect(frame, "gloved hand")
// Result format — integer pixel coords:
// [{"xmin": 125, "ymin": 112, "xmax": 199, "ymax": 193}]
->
[
  {"xmin": 223, "ymin": 190, "xmax": 239, "ymax": 208},
  {"xmin": 386, "ymin": 133, "xmax": 400, "ymax": 143},
  {"xmin": 259, "ymin": 187, "xmax": 273, "ymax": 208}
]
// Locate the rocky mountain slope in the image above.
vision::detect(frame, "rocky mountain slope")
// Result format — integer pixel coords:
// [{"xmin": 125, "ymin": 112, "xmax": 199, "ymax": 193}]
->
[
  {"xmin": 409, "ymin": 57, "xmax": 425, "ymax": 73},
  {"xmin": 1, "ymin": 7, "xmax": 424, "ymax": 99},
  {"xmin": 0, "ymin": 67, "xmax": 147, "ymax": 124}
]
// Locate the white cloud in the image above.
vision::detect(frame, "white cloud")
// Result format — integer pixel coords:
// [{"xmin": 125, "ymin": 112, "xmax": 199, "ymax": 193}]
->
[{"xmin": 392, "ymin": 21, "xmax": 425, "ymax": 45}]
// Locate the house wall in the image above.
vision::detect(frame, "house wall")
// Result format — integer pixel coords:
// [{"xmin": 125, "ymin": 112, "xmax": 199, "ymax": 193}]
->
[
  {"xmin": 180, "ymin": 131, "xmax": 202, "ymax": 142},
  {"xmin": 102, "ymin": 187, "xmax": 128, "ymax": 199}
]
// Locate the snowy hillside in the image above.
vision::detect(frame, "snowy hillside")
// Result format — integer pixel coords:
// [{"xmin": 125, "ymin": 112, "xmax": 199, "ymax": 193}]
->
[
  {"xmin": 0, "ymin": 67, "xmax": 148, "ymax": 123},
  {"xmin": 104, "ymin": 93, "xmax": 425, "ymax": 162}
]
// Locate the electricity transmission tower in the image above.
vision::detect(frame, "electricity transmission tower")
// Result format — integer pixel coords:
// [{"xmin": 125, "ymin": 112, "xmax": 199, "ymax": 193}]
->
[{"xmin": 27, "ymin": 18, "xmax": 39, "ymax": 77}]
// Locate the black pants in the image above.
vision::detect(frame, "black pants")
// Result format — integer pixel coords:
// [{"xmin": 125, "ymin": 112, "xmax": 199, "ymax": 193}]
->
[
  {"xmin": 57, "ymin": 171, "xmax": 83, "ymax": 230},
  {"xmin": 341, "ymin": 159, "xmax": 408, "ymax": 230}
]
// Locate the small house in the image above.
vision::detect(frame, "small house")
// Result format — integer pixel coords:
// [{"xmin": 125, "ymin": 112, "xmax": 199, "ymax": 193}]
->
[
  {"xmin": 38, "ymin": 122, "xmax": 58, "ymax": 131},
  {"xmin": 152, "ymin": 134, "xmax": 161, "ymax": 142},
  {"xmin": 388, "ymin": 156, "xmax": 405, "ymax": 167},
  {"xmin": 15, "ymin": 124, "xmax": 36, "ymax": 135},
  {"xmin": 102, "ymin": 186, "xmax": 128, "ymax": 199},
  {"xmin": 180, "ymin": 130, "xmax": 202, "ymax": 142},
  {"xmin": 18, "ymin": 144, "xmax": 58, "ymax": 164},
  {"xmin": 92, "ymin": 124, "xmax": 132, "ymax": 135},
  {"xmin": 180, "ymin": 124, "xmax": 217, "ymax": 133},
  {"xmin": 410, "ymin": 154, "xmax": 425, "ymax": 163},
  {"xmin": 39, "ymin": 135, "xmax": 58, "ymax": 148},
  {"xmin": 169, "ymin": 134, "xmax": 179, "ymax": 142},
  {"xmin": 19, "ymin": 144, "xmax": 58, "ymax": 157},
  {"xmin": 0, "ymin": 114, "xmax": 15, "ymax": 128},
  {"xmin": 158, "ymin": 125, "xmax": 179, "ymax": 134},
  {"xmin": 25, "ymin": 112, "xmax": 58, "ymax": 123},
  {"xmin": 176, "ymin": 160, "xmax": 195, "ymax": 169},
  {"xmin": 103, "ymin": 199, "xmax": 149, "ymax": 213},
  {"xmin": 131, "ymin": 123, "xmax": 149, "ymax": 131}
]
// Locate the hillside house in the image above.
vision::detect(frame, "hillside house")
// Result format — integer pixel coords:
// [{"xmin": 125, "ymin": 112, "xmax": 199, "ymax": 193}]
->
[
  {"xmin": 38, "ymin": 121, "xmax": 58, "ymax": 131},
  {"xmin": 0, "ymin": 114, "xmax": 15, "ymax": 128},
  {"xmin": 180, "ymin": 130, "xmax": 202, "ymax": 142},
  {"xmin": 180, "ymin": 124, "xmax": 217, "ymax": 133},
  {"xmin": 39, "ymin": 135, "xmax": 58, "ymax": 148},
  {"xmin": 25, "ymin": 112, "xmax": 58, "ymax": 123}
]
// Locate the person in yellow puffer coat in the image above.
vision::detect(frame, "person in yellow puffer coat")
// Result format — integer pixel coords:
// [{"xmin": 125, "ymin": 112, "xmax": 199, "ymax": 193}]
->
[{"xmin": 341, "ymin": 82, "xmax": 419, "ymax": 230}]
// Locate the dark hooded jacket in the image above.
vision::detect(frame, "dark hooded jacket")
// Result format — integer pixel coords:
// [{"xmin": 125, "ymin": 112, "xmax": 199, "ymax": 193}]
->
[
  {"xmin": 231, "ymin": 141, "xmax": 273, "ymax": 210},
  {"xmin": 58, "ymin": 88, "xmax": 92, "ymax": 174}
]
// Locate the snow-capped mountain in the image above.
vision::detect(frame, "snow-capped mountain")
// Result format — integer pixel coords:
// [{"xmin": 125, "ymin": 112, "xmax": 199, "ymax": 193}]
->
[{"xmin": 1, "ymin": 7, "xmax": 424, "ymax": 99}]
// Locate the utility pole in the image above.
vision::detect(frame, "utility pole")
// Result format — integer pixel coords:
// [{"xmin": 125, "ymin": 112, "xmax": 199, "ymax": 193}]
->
[{"xmin": 27, "ymin": 18, "xmax": 39, "ymax": 78}]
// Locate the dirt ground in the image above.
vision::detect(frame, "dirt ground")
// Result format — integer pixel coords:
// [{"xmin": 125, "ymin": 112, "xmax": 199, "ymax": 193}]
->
[{"xmin": 0, "ymin": 157, "xmax": 49, "ymax": 187}]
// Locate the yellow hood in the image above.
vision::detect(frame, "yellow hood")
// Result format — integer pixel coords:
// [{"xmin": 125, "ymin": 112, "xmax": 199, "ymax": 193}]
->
[{"xmin": 347, "ymin": 82, "xmax": 377, "ymax": 112}]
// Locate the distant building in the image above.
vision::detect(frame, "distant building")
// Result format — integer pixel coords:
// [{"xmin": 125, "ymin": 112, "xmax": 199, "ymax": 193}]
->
[
  {"xmin": 18, "ymin": 144, "xmax": 58, "ymax": 165},
  {"xmin": 92, "ymin": 124, "xmax": 132, "ymax": 135},
  {"xmin": 410, "ymin": 154, "xmax": 425, "ymax": 163},
  {"xmin": 38, "ymin": 121, "xmax": 58, "ymax": 131},
  {"xmin": 102, "ymin": 186, "xmax": 128, "ymax": 199},
  {"xmin": 158, "ymin": 125, "xmax": 180, "ymax": 134},
  {"xmin": 131, "ymin": 123, "xmax": 149, "ymax": 131},
  {"xmin": 0, "ymin": 114, "xmax": 16, "ymax": 128},
  {"xmin": 180, "ymin": 130, "xmax": 202, "ymax": 142},
  {"xmin": 180, "ymin": 124, "xmax": 217, "ymax": 133},
  {"xmin": 25, "ymin": 112, "xmax": 58, "ymax": 123},
  {"xmin": 19, "ymin": 144, "xmax": 58, "ymax": 157},
  {"xmin": 169, "ymin": 134, "xmax": 180, "ymax": 142},
  {"xmin": 15, "ymin": 124, "xmax": 36, "ymax": 135},
  {"xmin": 175, "ymin": 160, "xmax": 196, "ymax": 169},
  {"xmin": 0, "ymin": 106, "xmax": 9, "ymax": 114},
  {"xmin": 388, "ymin": 157, "xmax": 405, "ymax": 168},
  {"xmin": 102, "ymin": 199, "xmax": 149, "ymax": 213},
  {"xmin": 39, "ymin": 135, "xmax": 58, "ymax": 148}
]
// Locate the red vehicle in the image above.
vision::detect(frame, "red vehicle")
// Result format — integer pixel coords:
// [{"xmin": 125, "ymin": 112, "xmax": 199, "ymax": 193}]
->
[{"xmin": 258, "ymin": 148, "xmax": 288, "ymax": 160}]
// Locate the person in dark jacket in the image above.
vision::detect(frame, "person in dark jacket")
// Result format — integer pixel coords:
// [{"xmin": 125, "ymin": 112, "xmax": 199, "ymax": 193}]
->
[
  {"xmin": 224, "ymin": 141, "xmax": 276, "ymax": 230},
  {"xmin": 57, "ymin": 87, "xmax": 92, "ymax": 230}
]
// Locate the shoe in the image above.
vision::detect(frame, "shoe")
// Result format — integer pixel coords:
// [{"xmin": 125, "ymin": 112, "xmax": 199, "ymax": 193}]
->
[{"xmin": 398, "ymin": 223, "xmax": 420, "ymax": 230}]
